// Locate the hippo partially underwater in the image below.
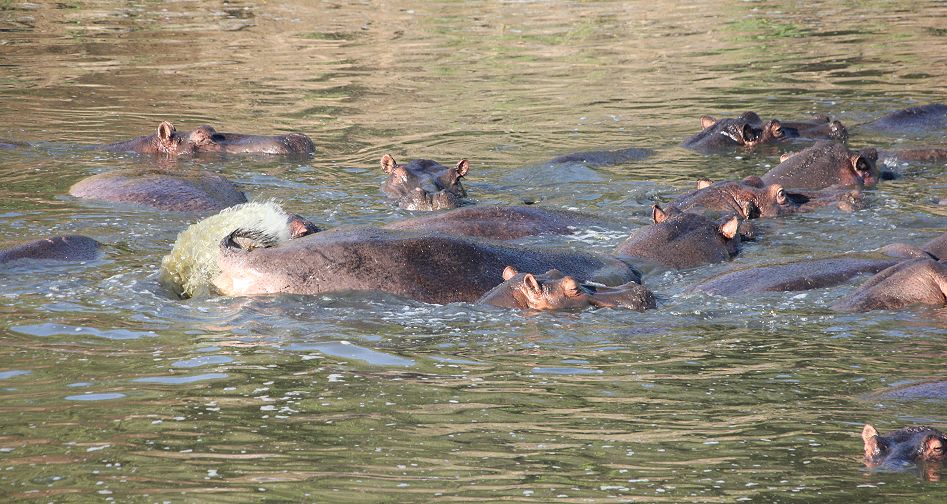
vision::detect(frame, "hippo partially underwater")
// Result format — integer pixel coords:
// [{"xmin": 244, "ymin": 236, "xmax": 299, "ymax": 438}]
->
[
  {"xmin": 614, "ymin": 206, "xmax": 744, "ymax": 269},
  {"xmin": 670, "ymin": 177, "xmax": 862, "ymax": 219},
  {"xmin": 762, "ymin": 141, "xmax": 880, "ymax": 190},
  {"xmin": 681, "ymin": 112, "xmax": 847, "ymax": 153},
  {"xmin": 862, "ymin": 424, "xmax": 946, "ymax": 477},
  {"xmin": 0, "ymin": 235, "xmax": 101, "ymax": 265},
  {"xmin": 95, "ymin": 121, "xmax": 315, "ymax": 156},
  {"xmin": 69, "ymin": 168, "xmax": 248, "ymax": 212},
  {"xmin": 380, "ymin": 154, "xmax": 470, "ymax": 211},
  {"xmin": 477, "ymin": 266, "xmax": 656, "ymax": 311}
]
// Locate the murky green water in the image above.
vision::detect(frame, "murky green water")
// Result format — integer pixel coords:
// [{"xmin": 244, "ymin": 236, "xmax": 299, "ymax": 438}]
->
[{"xmin": 1, "ymin": 1, "xmax": 946, "ymax": 502}]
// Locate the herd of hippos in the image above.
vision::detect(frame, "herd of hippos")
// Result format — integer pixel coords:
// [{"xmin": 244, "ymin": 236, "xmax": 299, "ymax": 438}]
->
[{"xmin": 1, "ymin": 103, "xmax": 946, "ymax": 474}]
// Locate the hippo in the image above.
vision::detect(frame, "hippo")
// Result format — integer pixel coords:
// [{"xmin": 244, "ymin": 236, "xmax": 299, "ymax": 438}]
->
[
  {"xmin": 95, "ymin": 121, "xmax": 314, "ymax": 156},
  {"xmin": 540, "ymin": 146, "xmax": 653, "ymax": 168},
  {"xmin": 862, "ymin": 424, "xmax": 946, "ymax": 476},
  {"xmin": 0, "ymin": 138, "xmax": 27, "ymax": 150},
  {"xmin": 613, "ymin": 206, "xmax": 742, "ymax": 269},
  {"xmin": 859, "ymin": 103, "xmax": 947, "ymax": 134},
  {"xmin": 692, "ymin": 257, "xmax": 900, "ymax": 297},
  {"xmin": 380, "ymin": 154, "xmax": 469, "ymax": 211},
  {"xmin": 670, "ymin": 178, "xmax": 862, "ymax": 219},
  {"xmin": 761, "ymin": 141, "xmax": 879, "ymax": 190},
  {"xmin": 878, "ymin": 148, "xmax": 947, "ymax": 163},
  {"xmin": 879, "ymin": 233, "xmax": 947, "ymax": 261},
  {"xmin": 832, "ymin": 258, "xmax": 947, "ymax": 312},
  {"xmin": 869, "ymin": 381, "xmax": 947, "ymax": 402},
  {"xmin": 69, "ymin": 168, "xmax": 247, "ymax": 212},
  {"xmin": 477, "ymin": 266, "xmax": 656, "ymax": 311},
  {"xmin": 682, "ymin": 112, "xmax": 791, "ymax": 153},
  {"xmin": 0, "ymin": 235, "xmax": 101, "ymax": 265},
  {"xmin": 382, "ymin": 205, "xmax": 617, "ymax": 240},
  {"xmin": 212, "ymin": 226, "xmax": 640, "ymax": 304},
  {"xmin": 779, "ymin": 114, "xmax": 849, "ymax": 142},
  {"xmin": 160, "ymin": 201, "xmax": 318, "ymax": 299}
]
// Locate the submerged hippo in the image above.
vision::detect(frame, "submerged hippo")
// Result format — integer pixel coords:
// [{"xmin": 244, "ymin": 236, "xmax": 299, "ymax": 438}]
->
[
  {"xmin": 477, "ymin": 266, "xmax": 656, "ymax": 311},
  {"xmin": 859, "ymin": 103, "xmax": 947, "ymax": 134},
  {"xmin": 878, "ymin": 148, "xmax": 947, "ymax": 163},
  {"xmin": 779, "ymin": 114, "xmax": 849, "ymax": 142},
  {"xmin": 862, "ymin": 424, "xmax": 946, "ymax": 476},
  {"xmin": 213, "ymin": 226, "xmax": 640, "ymax": 304},
  {"xmin": 693, "ymin": 257, "xmax": 900, "ymax": 297},
  {"xmin": 670, "ymin": 178, "xmax": 862, "ymax": 219},
  {"xmin": 95, "ymin": 121, "xmax": 315, "ymax": 156},
  {"xmin": 69, "ymin": 168, "xmax": 247, "ymax": 212},
  {"xmin": 383, "ymin": 205, "xmax": 617, "ymax": 240},
  {"xmin": 0, "ymin": 138, "xmax": 27, "ymax": 149},
  {"xmin": 682, "ymin": 112, "xmax": 790, "ymax": 153},
  {"xmin": 0, "ymin": 235, "xmax": 101, "ymax": 265},
  {"xmin": 613, "ymin": 206, "xmax": 743, "ymax": 269},
  {"xmin": 540, "ymin": 146, "xmax": 653, "ymax": 168},
  {"xmin": 832, "ymin": 258, "xmax": 947, "ymax": 312},
  {"xmin": 381, "ymin": 154, "xmax": 470, "ymax": 211},
  {"xmin": 761, "ymin": 141, "xmax": 879, "ymax": 190}
]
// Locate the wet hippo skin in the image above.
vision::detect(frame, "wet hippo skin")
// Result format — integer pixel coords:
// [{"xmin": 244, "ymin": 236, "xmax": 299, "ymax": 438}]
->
[
  {"xmin": 213, "ymin": 226, "xmax": 641, "ymax": 304},
  {"xmin": 0, "ymin": 235, "xmax": 101, "ymax": 264},
  {"xmin": 95, "ymin": 121, "xmax": 315, "ymax": 156},
  {"xmin": 69, "ymin": 168, "xmax": 247, "ymax": 212},
  {"xmin": 613, "ymin": 206, "xmax": 742, "ymax": 269},
  {"xmin": 761, "ymin": 141, "xmax": 879, "ymax": 190},
  {"xmin": 477, "ymin": 266, "xmax": 656, "ymax": 311},
  {"xmin": 383, "ymin": 205, "xmax": 617, "ymax": 240},
  {"xmin": 380, "ymin": 154, "xmax": 469, "ymax": 211}
]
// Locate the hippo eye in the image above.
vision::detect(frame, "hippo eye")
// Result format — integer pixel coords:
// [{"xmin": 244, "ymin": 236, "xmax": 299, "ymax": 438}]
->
[
  {"xmin": 772, "ymin": 125, "xmax": 783, "ymax": 137},
  {"xmin": 775, "ymin": 188, "xmax": 787, "ymax": 204}
]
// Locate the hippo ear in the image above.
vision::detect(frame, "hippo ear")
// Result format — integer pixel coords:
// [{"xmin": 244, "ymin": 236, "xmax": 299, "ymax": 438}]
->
[
  {"xmin": 502, "ymin": 266, "xmax": 519, "ymax": 281},
  {"xmin": 651, "ymin": 204, "xmax": 669, "ymax": 224},
  {"xmin": 779, "ymin": 151, "xmax": 797, "ymax": 163},
  {"xmin": 862, "ymin": 424, "xmax": 881, "ymax": 458},
  {"xmin": 851, "ymin": 154, "xmax": 873, "ymax": 173},
  {"xmin": 923, "ymin": 435, "xmax": 945, "ymax": 460},
  {"xmin": 719, "ymin": 216, "xmax": 740, "ymax": 240},
  {"xmin": 696, "ymin": 178, "xmax": 713, "ymax": 190},
  {"xmin": 741, "ymin": 175, "xmax": 765, "ymax": 188},
  {"xmin": 699, "ymin": 115, "xmax": 717, "ymax": 129},
  {"xmin": 767, "ymin": 119, "xmax": 784, "ymax": 138},
  {"xmin": 769, "ymin": 184, "xmax": 787, "ymax": 205},
  {"xmin": 380, "ymin": 154, "xmax": 398, "ymax": 174},
  {"xmin": 523, "ymin": 273, "xmax": 542, "ymax": 295},
  {"xmin": 158, "ymin": 121, "xmax": 175, "ymax": 141},
  {"xmin": 455, "ymin": 159, "xmax": 470, "ymax": 178}
]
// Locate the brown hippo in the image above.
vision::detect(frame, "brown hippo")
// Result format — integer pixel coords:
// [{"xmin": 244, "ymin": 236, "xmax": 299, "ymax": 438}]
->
[
  {"xmin": 682, "ymin": 112, "xmax": 790, "ymax": 153},
  {"xmin": 212, "ymin": 226, "xmax": 640, "ymax": 304},
  {"xmin": 761, "ymin": 141, "xmax": 879, "ymax": 190},
  {"xmin": 69, "ymin": 168, "xmax": 247, "ymax": 212},
  {"xmin": 859, "ymin": 103, "xmax": 947, "ymax": 134},
  {"xmin": 862, "ymin": 424, "xmax": 946, "ymax": 476},
  {"xmin": 539, "ymin": 146, "xmax": 653, "ymax": 167},
  {"xmin": 380, "ymin": 154, "xmax": 469, "ymax": 211},
  {"xmin": 670, "ymin": 178, "xmax": 862, "ymax": 219},
  {"xmin": 693, "ymin": 257, "xmax": 900, "ymax": 297},
  {"xmin": 832, "ymin": 258, "xmax": 947, "ymax": 312},
  {"xmin": 383, "ymin": 205, "xmax": 617, "ymax": 240},
  {"xmin": 613, "ymin": 206, "xmax": 742, "ymax": 269},
  {"xmin": 95, "ymin": 121, "xmax": 315, "ymax": 156},
  {"xmin": 477, "ymin": 266, "xmax": 656, "ymax": 311},
  {"xmin": 0, "ymin": 235, "xmax": 101, "ymax": 265},
  {"xmin": 779, "ymin": 114, "xmax": 849, "ymax": 142}
]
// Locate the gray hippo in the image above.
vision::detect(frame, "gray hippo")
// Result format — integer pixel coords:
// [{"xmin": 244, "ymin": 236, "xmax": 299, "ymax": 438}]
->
[
  {"xmin": 859, "ymin": 103, "xmax": 947, "ymax": 134},
  {"xmin": 95, "ymin": 121, "xmax": 314, "ymax": 156},
  {"xmin": 779, "ymin": 114, "xmax": 849, "ymax": 141},
  {"xmin": 69, "ymin": 168, "xmax": 247, "ymax": 212},
  {"xmin": 383, "ymin": 205, "xmax": 618, "ymax": 240},
  {"xmin": 862, "ymin": 424, "xmax": 946, "ymax": 478},
  {"xmin": 0, "ymin": 235, "xmax": 101, "ymax": 265},
  {"xmin": 878, "ymin": 148, "xmax": 947, "ymax": 163},
  {"xmin": 682, "ymin": 112, "xmax": 790, "ymax": 153},
  {"xmin": 832, "ymin": 258, "xmax": 947, "ymax": 312},
  {"xmin": 477, "ymin": 266, "xmax": 656, "ymax": 311},
  {"xmin": 761, "ymin": 141, "xmax": 879, "ymax": 190},
  {"xmin": 212, "ymin": 226, "xmax": 640, "ymax": 304},
  {"xmin": 670, "ymin": 177, "xmax": 863, "ymax": 219},
  {"xmin": 380, "ymin": 154, "xmax": 469, "ymax": 211},
  {"xmin": 613, "ymin": 206, "xmax": 743, "ymax": 269},
  {"xmin": 539, "ymin": 146, "xmax": 653, "ymax": 167}
]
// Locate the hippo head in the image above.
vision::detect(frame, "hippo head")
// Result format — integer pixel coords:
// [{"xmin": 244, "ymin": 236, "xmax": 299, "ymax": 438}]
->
[
  {"xmin": 479, "ymin": 266, "xmax": 656, "ymax": 311},
  {"xmin": 380, "ymin": 154, "xmax": 469, "ymax": 211},
  {"xmin": 685, "ymin": 112, "xmax": 793, "ymax": 152},
  {"xmin": 777, "ymin": 145, "xmax": 879, "ymax": 188},
  {"xmin": 140, "ymin": 122, "xmax": 315, "ymax": 157},
  {"xmin": 653, "ymin": 205, "xmax": 742, "ymax": 253},
  {"xmin": 862, "ymin": 424, "xmax": 946, "ymax": 478},
  {"xmin": 688, "ymin": 178, "xmax": 800, "ymax": 219}
]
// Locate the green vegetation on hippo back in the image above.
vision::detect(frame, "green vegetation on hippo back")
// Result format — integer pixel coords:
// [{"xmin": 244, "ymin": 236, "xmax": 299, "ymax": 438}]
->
[{"xmin": 159, "ymin": 201, "xmax": 318, "ymax": 299}]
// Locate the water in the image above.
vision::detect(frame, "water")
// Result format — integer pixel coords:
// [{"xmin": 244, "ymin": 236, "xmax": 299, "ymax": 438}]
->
[{"xmin": 1, "ymin": 1, "xmax": 946, "ymax": 501}]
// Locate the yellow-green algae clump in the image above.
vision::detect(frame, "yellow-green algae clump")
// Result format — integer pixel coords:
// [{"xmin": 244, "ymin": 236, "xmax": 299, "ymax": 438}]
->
[{"xmin": 159, "ymin": 201, "xmax": 293, "ymax": 298}]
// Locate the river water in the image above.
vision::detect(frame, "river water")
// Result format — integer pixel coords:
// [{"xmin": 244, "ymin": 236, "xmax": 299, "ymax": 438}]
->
[{"xmin": 1, "ymin": 1, "xmax": 945, "ymax": 502}]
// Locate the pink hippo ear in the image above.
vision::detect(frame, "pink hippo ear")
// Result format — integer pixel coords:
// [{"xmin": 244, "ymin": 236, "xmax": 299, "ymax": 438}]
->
[
  {"xmin": 158, "ymin": 121, "xmax": 176, "ymax": 141},
  {"xmin": 696, "ymin": 178, "xmax": 713, "ymax": 190},
  {"xmin": 502, "ymin": 266, "xmax": 519, "ymax": 281},
  {"xmin": 699, "ymin": 115, "xmax": 717, "ymax": 129},
  {"xmin": 862, "ymin": 424, "xmax": 881, "ymax": 458},
  {"xmin": 455, "ymin": 159, "xmax": 470, "ymax": 178},
  {"xmin": 651, "ymin": 204, "xmax": 669, "ymax": 224},
  {"xmin": 523, "ymin": 273, "xmax": 542, "ymax": 295},
  {"xmin": 719, "ymin": 216, "xmax": 740, "ymax": 240},
  {"xmin": 779, "ymin": 151, "xmax": 798, "ymax": 163},
  {"xmin": 380, "ymin": 154, "xmax": 398, "ymax": 174}
]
